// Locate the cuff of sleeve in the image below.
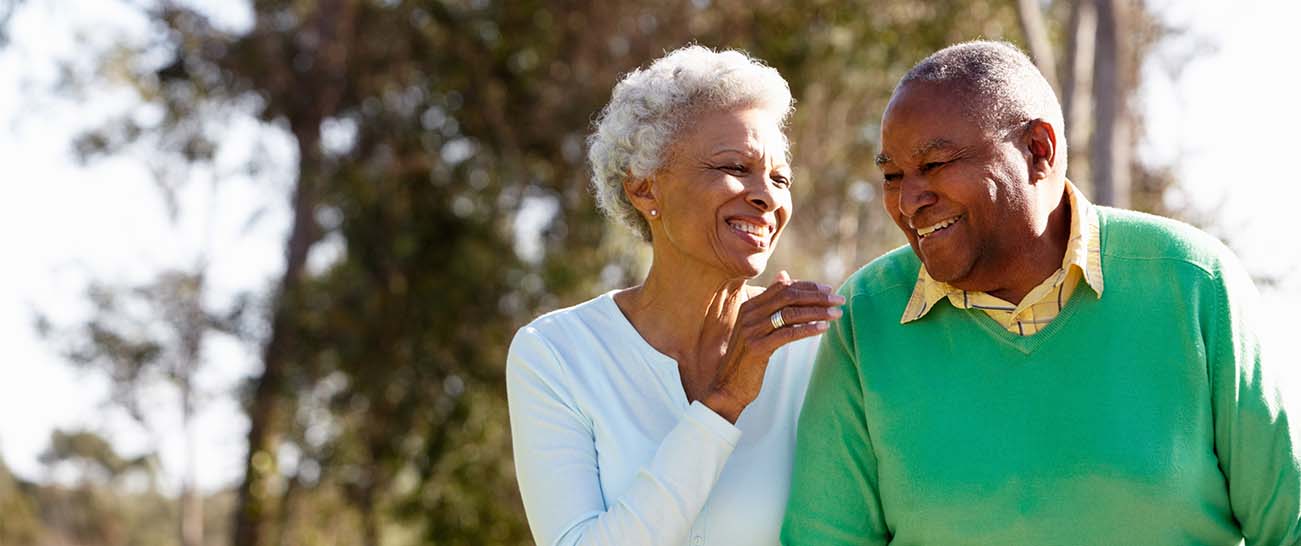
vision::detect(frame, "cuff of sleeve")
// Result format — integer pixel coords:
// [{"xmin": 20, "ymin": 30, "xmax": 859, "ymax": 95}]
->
[{"xmin": 685, "ymin": 400, "xmax": 742, "ymax": 447}]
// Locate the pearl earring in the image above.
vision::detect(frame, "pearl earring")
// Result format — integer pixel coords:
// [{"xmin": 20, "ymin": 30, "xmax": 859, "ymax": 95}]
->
[{"xmin": 649, "ymin": 209, "xmax": 658, "ymax": 218}]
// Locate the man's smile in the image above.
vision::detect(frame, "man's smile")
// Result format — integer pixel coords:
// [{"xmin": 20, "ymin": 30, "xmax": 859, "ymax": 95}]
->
[{"xmin": 915, "ymin": 214, "xmax": 963, "ymax": 239}]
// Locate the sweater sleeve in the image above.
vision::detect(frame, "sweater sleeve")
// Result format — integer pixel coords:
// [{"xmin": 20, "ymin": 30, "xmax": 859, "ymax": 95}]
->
[
  {"xmin": 1206, "ymin": 260, "xmax": 1301, "ymax": 545},
  {"xmin": 505, "ymin": 326, "xmax": 742, "ymax": 546},
  {"xmin": 781, "ymin": 294, "xmax": 889, "ymax": 546}
]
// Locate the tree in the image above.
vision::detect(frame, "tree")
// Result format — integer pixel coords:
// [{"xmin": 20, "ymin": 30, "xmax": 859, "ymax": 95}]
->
[
  {"xmin": 1017, "ymin": 0, "xmax": 1168, "ymax": 209},
  {"xmin": 33, "ymin": 429, "xmax": 186, "ymax": 546},
  {"xmin": 38, "ymin": 269, "xmax": 242, "ymax": 546},
  {"xmin": 0, "ymin": 455, "xmax": 45, "ymax": 545}
]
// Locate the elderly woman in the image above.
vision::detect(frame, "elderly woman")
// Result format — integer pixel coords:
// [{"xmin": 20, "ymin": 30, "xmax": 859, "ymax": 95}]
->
[{"xmin": 505, "ymin": 46, "xmax": 842, "ymax": 546}]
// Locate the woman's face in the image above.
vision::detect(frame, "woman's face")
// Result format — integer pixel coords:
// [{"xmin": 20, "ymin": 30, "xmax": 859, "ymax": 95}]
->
[{"xmin": 647, "ymin": 106, "xmax": 793, "ymax": 279}]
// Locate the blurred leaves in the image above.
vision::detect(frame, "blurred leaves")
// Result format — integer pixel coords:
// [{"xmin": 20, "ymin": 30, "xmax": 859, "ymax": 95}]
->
[
  {"xmin": 39, "ymin": 429, "xmax": 156, "ymax": 487},
  {"xmin": 0, "ymin": 456, "xmax": 44, "ymax": 545},
  {"xmin": 39, "ymin": 270, "xmax": 244, "ymax": 426}
]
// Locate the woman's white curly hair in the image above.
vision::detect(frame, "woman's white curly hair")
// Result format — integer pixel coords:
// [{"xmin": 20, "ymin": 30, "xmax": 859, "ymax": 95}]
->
[{"xmin": 587, "ymin": 45, "xmax": 794, "ymax": 241}]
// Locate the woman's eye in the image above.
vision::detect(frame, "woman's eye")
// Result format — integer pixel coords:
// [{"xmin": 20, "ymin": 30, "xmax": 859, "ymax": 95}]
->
[{"xmin": 772, "ymin": 175, "xmax": 792, "ymax": 187}]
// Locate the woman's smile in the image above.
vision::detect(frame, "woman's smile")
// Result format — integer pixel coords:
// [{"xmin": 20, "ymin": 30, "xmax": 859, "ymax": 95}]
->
[{"xmin": 726, "ymin": 217, "xmax": 774, "ymax": 249}]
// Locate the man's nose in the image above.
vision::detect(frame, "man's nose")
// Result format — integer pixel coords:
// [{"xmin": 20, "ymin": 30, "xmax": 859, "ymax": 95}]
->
[{"xmin": 899, "ymin": 176, "xmax": 937, "ymax": 218}]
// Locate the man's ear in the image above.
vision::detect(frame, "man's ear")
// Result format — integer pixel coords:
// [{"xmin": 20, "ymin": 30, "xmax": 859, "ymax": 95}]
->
[
  {"xmin": 623, "ymin": 174, "xmax": 658, "ymax": 219},
  {"xmin": 1025, "ymin": 119, "xmax": 1058, "ymax": 183}
]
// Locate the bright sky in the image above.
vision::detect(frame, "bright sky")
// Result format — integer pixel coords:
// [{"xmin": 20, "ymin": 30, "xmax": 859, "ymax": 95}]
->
[{"xmin": 1, "ymin": 0, "xmax": 1298, "ymax": 493}]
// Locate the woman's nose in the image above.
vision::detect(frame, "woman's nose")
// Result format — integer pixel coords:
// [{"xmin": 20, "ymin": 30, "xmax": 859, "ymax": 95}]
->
[{"xmin": 746, "ymin": 175, "xmax": 778, "ymax": 211}]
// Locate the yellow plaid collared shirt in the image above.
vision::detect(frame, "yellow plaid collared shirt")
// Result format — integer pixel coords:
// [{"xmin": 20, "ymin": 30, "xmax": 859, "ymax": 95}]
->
[{"xmin": 900, "ymin": 181, "xmax": 1104, "ymax": 336}]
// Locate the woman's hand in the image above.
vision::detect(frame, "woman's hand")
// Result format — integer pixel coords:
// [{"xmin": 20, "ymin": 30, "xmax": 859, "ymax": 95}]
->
[{"xmin": 703, "ymin": 271, "xmax": 844, "ymax": 423}]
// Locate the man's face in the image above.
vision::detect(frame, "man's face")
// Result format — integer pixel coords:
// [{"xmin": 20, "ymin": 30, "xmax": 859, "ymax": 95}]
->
[{"xmin": 876, "ymin": 82, "xmax": 1037, "ymax": 293}]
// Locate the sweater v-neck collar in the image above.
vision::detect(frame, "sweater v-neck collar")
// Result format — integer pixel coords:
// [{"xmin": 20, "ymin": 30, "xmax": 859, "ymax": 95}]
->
[
  {"xmin": 933, "ymin": 209, "xmax": 1112, "ymax": 356},
  {"xmin": 959, "ymin": 291, "xmax": 1094, "ymax": 355}
]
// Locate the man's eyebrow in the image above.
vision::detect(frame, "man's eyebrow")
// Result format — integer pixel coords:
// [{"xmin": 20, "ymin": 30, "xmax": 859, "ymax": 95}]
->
[
  {"xmin": 914, "ymin": 138, "xmax": 955, "ymax": 158},
  {"xmin": 876, "ymin": 138, "xmax": 956, "ymax": 167}
]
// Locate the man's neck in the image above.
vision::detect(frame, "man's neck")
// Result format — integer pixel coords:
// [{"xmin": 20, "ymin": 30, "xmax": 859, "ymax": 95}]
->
[{"xmin": 985, "ymin": 185, "xmax": 1073, "ymax": 305}]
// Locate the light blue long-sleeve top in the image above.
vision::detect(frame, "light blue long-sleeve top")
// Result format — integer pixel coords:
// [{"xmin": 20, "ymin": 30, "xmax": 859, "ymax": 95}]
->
[{"xmin": 507, "ymin": 291, "xmax": 817, "ymax": 546}]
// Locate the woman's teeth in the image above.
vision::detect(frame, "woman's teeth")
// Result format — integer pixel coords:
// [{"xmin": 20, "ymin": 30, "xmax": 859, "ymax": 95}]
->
[{"xmin": 729, "ymin": 221, "xmax": 769, "ymax": 237}]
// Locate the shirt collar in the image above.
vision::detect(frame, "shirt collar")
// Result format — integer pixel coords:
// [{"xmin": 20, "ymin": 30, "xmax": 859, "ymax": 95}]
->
[{"xmin": 900, "ymin": 180, "xmax": 1104, "ymax": 324}]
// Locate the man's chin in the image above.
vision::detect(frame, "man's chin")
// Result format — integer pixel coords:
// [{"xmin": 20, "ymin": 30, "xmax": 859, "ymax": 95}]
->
[{"xmin": 918, "ymin": 256, "xmax": 967, "ymax": 285}]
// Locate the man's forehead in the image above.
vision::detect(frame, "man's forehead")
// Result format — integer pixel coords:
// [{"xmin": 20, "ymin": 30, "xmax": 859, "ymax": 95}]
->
[
  {"xmin": 890, "ymin": 78, "xmax": 973, "ymax": 110},
  {"xmin": 884, "ymin": 81, "xmax": 985, "ymax": 130}
]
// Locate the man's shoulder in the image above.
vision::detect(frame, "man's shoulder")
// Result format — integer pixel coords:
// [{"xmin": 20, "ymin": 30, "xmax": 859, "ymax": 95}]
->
[
  {"xmin": 840, "ymin": 244, "xmax": 920, "ymax": 300},
  {"xmin": 1098, "ymin": 206, "xmax": 1240, "ymax": 278}
]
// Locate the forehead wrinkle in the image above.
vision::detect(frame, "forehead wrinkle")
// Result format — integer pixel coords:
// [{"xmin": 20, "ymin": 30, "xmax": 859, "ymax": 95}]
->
[
  {"xmin": 711, "ymin": 138, "xmax": 790, "ymax": 171},
  {"xmin": 913, "ymin": 137, "xmax": 956, "ymax": 160},
  {"xmin": 710, "ymin": 143, "xmax": 758, "ymax": 157}
]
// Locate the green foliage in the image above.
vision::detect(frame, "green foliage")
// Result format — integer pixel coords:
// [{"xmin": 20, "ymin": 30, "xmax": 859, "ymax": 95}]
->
[
  {"xmin": 0, "ymin": 456, "xmax": 45, "ymax": 545},
  {"xmin": 2, "ymin": 431, "xmax": 230, "ymax": 546},
  {"xmin": 39, "ymin": 429, "xmax": 156, "ymax": 486}
]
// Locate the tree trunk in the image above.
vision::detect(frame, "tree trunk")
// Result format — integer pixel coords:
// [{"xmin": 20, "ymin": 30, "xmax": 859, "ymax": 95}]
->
[
  {"xmin": 1014, "ymin": 0, "xmax": 1059, "ymax": 92},
  {"xmin": 180, "ymin": 385, "xmax": 203, "ymax": 546},
  {"xmin": 1061, "ymin": 0, "xmax": 1096, "ymax": 188},
  {"xmin": 232, "ymin": 3, "xmax": 357, "ymax": 545},
  {"xmin": 178, "ymin": 273, "xmax": 205, "ymax": 546},
  {"xmin": 1090, "ymin": 0, "xmax": 1131, "ymax": 207},
  {"xmin": 231, "ymin": 132, "xmax": 323, "ymax": 546},
  {"xmin": 360, "ymin": 483, "xmax": 382, "ymax": 546}
]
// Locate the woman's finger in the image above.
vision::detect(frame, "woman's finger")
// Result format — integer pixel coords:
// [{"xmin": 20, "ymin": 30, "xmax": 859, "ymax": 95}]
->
[
  {"xmin": 747, "ymin": 286, "xmax": 843, "ymax": 322},
  {"xmin": 743, "ymin": 277, "xmax": 834, "ymax": 315},
  {"xmin": 768, "ymin": 305, "xmax": 842, "ymax": 329},
  {"xmin": 755, "ymin": 320, "xmax": 830, "ymax": 352}
]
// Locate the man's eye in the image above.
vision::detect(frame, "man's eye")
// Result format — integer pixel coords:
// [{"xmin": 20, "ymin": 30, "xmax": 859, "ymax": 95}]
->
[
  {"xmin": 882, "ymin": 173, "xmax": 902, "ymax": 189},
  {"xmin": 772, "ymin": 174, "xmax": 792, "ymax": 187},
  {"xmin": 720, "ymin": 164, "xmax": 747, "ymax": 174},
  {"xmin": 920, "ymin": 161, "xmax": 946, "ymax": 173}
]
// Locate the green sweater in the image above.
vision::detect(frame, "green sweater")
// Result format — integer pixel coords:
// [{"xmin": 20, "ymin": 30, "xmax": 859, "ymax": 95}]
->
[{"xmin": 781, "ymin": 208, "xmax": 1301, "ymax": 545}]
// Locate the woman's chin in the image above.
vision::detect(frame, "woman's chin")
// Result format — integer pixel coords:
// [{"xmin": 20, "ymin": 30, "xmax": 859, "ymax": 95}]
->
[
  {"xmin": 699, "ymin": 247, "xmax": 772, "ymax": 280},
  {"xmin": 734, "ymin": 255, "xmax": 771, "ymax": 279}
]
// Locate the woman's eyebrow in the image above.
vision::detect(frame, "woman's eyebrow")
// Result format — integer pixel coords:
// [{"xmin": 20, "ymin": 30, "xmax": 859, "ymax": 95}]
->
[{"xmin": 710, "ymin": 146, "xmax": 758, "ymax": 158}]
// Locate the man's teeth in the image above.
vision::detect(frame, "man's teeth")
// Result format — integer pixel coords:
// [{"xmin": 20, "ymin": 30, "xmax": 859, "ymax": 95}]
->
[
  {"xmin": 729, "ymin": 221, "xmax": 770, "ymax": 237},
  {"xmin": 917, "ymin": 216, "xmax": 960, "ymax": 238}
]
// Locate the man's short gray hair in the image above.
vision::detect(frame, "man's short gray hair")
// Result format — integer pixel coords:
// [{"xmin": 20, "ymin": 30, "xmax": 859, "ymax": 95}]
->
[
  {"xmin": 900, "ymin": 40, "xmax": 1065, "ymax": 148},
  {"xmin": 587, "ymin": 45, "xmax": 794, "ymax": 241}
]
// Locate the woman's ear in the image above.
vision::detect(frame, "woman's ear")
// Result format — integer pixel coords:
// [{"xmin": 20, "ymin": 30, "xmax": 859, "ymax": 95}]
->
[
  {"xmin": 1025, "ymin": 119, "xmax": 1058, "ymax": 183},
  {"xmin": 623, "ymin": 175, "xmax": 659, "ymax": 219}
]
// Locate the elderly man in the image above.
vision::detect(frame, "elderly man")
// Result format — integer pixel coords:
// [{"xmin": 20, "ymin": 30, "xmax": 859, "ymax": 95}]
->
[{"xmin": 781, "ymin": 41, "xmax": 1300, "ymax": 545}]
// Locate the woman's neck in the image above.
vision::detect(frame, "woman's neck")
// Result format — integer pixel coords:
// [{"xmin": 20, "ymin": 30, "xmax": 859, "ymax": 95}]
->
[{"xmin": 614, "ymin": 259, "xmax": 752, "ymax": 369}]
